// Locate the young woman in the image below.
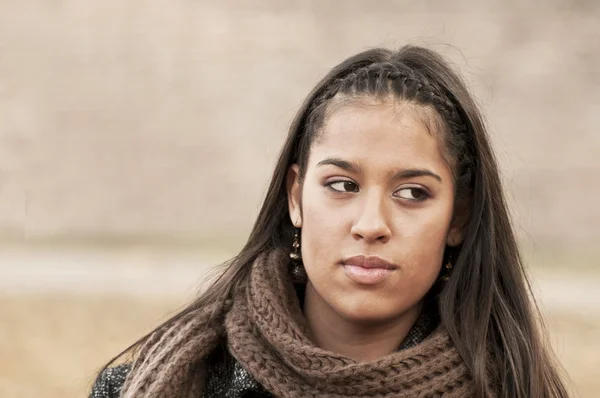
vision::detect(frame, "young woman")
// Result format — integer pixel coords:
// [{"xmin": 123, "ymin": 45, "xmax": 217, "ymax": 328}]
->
[{"xmin": 90, "ymin": 45, "xmax": 569, "ymax": 398}]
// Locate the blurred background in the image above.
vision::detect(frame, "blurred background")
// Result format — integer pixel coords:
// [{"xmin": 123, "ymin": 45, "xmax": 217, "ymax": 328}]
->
[{"xmin": 1, "ymin": 0, "xmax": 599, "ymax": 396}]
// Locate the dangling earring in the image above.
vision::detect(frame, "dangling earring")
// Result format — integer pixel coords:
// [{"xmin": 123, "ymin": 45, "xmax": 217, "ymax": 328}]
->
[
  {"xmin": 290, "ymin": 228, "xmax": 301, "ymax": 261},
  {"xmin": 441, "ymin": 254, "xmax": 453, "ymax": 282},
  {"xmin": 290, "ymin": 228, "xmax": 307, "ymax": 282}
]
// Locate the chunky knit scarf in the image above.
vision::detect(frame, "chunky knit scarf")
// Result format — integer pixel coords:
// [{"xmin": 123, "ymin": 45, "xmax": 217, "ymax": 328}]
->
[{"xmin": 121, "ymin": 249, "xmax": 475, "ymax": 397}]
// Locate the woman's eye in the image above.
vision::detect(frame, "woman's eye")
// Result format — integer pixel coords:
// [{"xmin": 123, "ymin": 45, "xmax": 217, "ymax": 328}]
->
[
  {"xmin": 396, "ymin": 188, "xmax": 429, "ymax": 201},
  {"xmin": 328, "ymin": 181, "xmax": 359, "ymax": 193}
]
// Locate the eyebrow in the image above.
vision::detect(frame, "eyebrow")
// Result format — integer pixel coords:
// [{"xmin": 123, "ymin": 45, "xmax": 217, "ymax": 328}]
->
[{"xmin": 316, "ymin": 157, "xmax": 443, "ymax": 183}]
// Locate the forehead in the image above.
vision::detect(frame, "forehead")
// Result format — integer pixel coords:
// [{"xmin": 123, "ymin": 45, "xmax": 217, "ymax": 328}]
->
[{"xmin": 310, "ymin": 99, "xmax": 449, "ymax": 173}]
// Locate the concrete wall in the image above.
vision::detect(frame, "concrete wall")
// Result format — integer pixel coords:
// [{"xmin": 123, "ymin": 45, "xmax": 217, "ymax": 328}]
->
[{"xmin": 1, "ymin": 0, "xmax": 599, "ymax": 251}]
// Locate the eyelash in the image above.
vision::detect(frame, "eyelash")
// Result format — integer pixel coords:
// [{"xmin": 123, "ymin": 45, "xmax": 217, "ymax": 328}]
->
[{"xmin": 325, "ymin": 180, "xmax": 431, "ymax": 202}]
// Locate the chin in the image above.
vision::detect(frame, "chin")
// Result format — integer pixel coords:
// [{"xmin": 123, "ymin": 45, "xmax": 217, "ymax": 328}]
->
[{"xmin": 335, "ymin": 300, "xmax": 403, "ymax": 325}]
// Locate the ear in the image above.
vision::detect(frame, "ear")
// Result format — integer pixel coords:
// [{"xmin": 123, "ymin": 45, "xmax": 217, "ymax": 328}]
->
[
  {"xmin": 286, "ymin": 164, "xmax": 302, "ymax": 228},
  {"xmin": 447, "ymin": 196, "xmax": 469, "ymax": 247}
]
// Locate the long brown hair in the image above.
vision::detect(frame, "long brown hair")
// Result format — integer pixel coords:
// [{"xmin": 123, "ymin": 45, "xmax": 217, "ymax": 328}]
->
[{"xmin": 105, "ymin": 45, "xmax": 568, "ymax": 397}]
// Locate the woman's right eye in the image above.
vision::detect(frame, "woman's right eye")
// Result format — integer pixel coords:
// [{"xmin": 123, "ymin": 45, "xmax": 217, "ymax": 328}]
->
[{"xmin": 327, "ymin": 181, "xmax": 359, "ymax": 193}]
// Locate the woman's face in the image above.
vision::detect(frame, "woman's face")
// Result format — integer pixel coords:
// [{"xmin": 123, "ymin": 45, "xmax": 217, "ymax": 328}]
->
[{"xmin": 287, "ymin": 99, "xmax": 464, "ymax": 324}]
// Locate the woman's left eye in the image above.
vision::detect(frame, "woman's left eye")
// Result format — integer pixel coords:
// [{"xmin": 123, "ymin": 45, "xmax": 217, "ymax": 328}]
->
[{"xmin": 395, "ymin": 188, "xmax": 430, "ymax": 201}]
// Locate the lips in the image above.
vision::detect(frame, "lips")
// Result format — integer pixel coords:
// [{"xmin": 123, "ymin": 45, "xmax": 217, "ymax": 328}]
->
[{"xmin": 342, "ymin": 255, "xmax": 398, "ymax": 285}]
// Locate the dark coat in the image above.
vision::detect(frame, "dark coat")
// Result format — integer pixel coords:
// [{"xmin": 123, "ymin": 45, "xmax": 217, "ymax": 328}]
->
[{"xmin": 89, "ymin": 346, "xmax": 272, "ymax": 398}]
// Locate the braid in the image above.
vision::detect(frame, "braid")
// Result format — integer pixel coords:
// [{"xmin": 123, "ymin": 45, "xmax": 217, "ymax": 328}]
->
[
  {"xmin": 316, "ymin": 62, "xmax": 467, "ymax": 135},
  {"xmin": 303, "ymin": 60, "xmax": 474, "ymax": 194}
]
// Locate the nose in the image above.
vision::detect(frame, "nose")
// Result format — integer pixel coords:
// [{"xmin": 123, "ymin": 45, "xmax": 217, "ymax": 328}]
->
[{"xmin": 351, "ymin": 190, "xmax": 392, "ymax": 243}]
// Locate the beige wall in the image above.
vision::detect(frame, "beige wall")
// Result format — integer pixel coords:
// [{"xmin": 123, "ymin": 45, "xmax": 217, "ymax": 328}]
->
[{"xmin": 1, "ymin": 0, "xmax": 599, "ymax": 251}]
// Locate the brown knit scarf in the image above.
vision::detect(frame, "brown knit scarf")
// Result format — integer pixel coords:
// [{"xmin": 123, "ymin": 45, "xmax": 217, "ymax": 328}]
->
[{"xmin": 121, "ymin": 249, "xmax": 475, "ymax": 397}]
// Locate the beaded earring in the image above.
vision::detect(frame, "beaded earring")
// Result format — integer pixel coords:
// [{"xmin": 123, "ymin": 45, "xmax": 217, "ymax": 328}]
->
[
  {"xmin": 441, "ymin": 252, "xmax": 454, "ymax": 282},
  {"xmin": 290, "ymin": 228, "xmax": 307, "ymax": 282}
]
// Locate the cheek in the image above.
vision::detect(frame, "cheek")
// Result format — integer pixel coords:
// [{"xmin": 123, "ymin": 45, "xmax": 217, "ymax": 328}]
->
[
  {"xmin": 397, "ymin": 204, "xmax": 454, "ymax": 279},
  {"xmin": 402, "ymin": 237, "xmax": 446, "ymax": 282},
  {"xmin": 298, "ymin": 187, "xmax": 342, "ymax": 261},
  {"xmin": 396, "ymin": 193, "xmax": 454, "ymax": 242}
]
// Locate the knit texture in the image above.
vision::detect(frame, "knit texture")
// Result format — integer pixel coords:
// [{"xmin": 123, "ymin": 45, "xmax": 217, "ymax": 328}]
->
[{"xmin": 121, "ymin": 249, "xmax": 475, "ymax": 397}]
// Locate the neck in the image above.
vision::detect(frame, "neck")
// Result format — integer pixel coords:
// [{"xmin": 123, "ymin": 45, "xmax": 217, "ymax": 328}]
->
[{"xmin": 302, "ymin": 282, "xmax": 422, "ymax": 362}]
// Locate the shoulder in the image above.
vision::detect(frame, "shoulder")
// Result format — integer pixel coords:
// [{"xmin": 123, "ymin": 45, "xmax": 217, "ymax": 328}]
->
[{"xmin": 89, "ymin": 363, "xmax": 132, "ymax": 398}]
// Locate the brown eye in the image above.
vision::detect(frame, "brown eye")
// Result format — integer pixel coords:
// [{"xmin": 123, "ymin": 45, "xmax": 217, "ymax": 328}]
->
[
  {"xmin": 396, "ymin": 188, "xmax": 429, "ymax": 201},
  {"xmin": 328, "ymin": 181, "xmax": 359, "ymax": 193}
]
